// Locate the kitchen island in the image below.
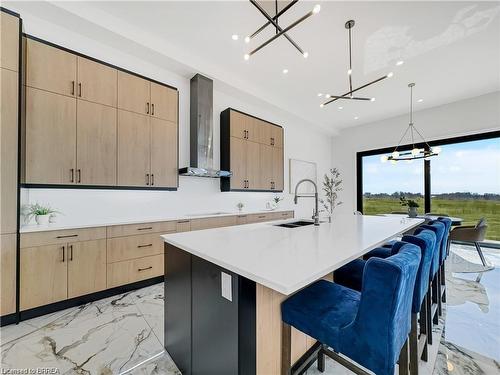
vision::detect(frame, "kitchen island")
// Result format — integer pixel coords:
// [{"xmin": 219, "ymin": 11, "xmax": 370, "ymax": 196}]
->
[{"xmin": 162, "ymin": 214, "xmax": 423, "ymax": 375}]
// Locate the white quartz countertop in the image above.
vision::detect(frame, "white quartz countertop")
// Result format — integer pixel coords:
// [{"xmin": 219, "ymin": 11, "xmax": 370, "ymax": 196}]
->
[
  {"xmin": 162, "ymin": 214, "xmax": 424, "ymax": 295},
  {"xmin": 19, "ymin": 209, "xmax": 291, "ymax": 233}
]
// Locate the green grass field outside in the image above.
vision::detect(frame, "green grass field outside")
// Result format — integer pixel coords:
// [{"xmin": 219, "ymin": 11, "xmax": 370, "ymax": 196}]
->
[{"xmin": 363, "ymin": 197, "xmax": 500, "ymax": 241}]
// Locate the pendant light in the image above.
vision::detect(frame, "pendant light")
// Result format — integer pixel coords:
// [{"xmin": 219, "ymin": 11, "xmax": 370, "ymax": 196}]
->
[
  {"xmin": 320, "ymin": 20, "xmax": 393, "ymax": 107},
  {"xmin": 243, "ymin": 0, "xmax": 321, "ymax": 60},
  {"xmin": 381, "ymin": 83, "xmax": 441, "ymax": 164}
]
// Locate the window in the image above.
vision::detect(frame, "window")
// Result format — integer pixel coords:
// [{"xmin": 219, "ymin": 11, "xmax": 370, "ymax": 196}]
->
[{"xmin": 357, "ymin": 131, "xmax": 500, "ymax": 242}]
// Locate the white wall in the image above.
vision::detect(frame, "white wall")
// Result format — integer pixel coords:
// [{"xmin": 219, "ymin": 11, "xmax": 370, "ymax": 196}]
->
[
  {"xmin": 332, "ymin": 91, "xmax": 500, "ymax": 215},
  {"xmin": 18, "ymin": 11, "xmax": 333, "ymax": 226}
]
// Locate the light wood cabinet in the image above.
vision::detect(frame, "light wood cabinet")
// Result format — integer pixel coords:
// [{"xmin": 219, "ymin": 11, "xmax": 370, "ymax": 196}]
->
[
  {"xmin": 117, "ymin": 71, "xmax": 150, "ymax": 115},
  {"xmin": 150, "ymin": 82, "xmax": 177, "ymax": 122},
  {"xmin": 0, "ymin": 234, "xmax": 16, "ymax": 315},
  {"xmin": 76, "ymin": 100, "xmax": 117, "ymax": 185},
  {"xmin": 26, "ymin": 39, "xmax": 77, "ymax": 97},
  {"xmin": 151, "ymin": 118, "xmax": 177, "ymax": 188},
  {"xmin": 1, "ymin": 11, "xmax": 19, "ymax": 72},
  {"xmin": 221, "ymin": 108, "xmax": 283, "ymax": 192},
  {"xmin": 1, "ymin": 68, "xmax": 18, "ymax": 234},
  {"xmin": 20, "ymin": 227, "xmax": 106, "ymax": 248},
  {"xmin": 107, "ymin": 233, "xmax": 164, "ymax": 263},
  {"xmin": 77, "ymin": 57, "xmax": 117, "ymax": 107},
  {"xmin": 25, "ymin": 87, "xmax": 77, "ymax": 184},
  {"xmin": 67, "ymin": 239, "xmax": 106, "ymax": 298},
  {"xmin": 117, "ymin": 110, "xmax": 151, "ymax": 186},
  {"xmin": 107, "ymin": 254, "xmax": 164, "ymax": 288},
  {"xmin": 20, "ymin": 244, "xmax": 68, "ymax": 310}
]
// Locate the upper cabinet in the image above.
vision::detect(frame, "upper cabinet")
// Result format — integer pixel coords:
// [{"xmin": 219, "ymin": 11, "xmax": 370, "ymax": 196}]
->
[
  {"xmin": 22, "ymin": 38, "xmax": 178, "ymax": 189},
  {"xmin": 220, "ymin": 108, "xmax": 284, "ymax": 192},
  {"xmin": 0, "ymin": 11, "xmax": 20, "ymax": 72}
]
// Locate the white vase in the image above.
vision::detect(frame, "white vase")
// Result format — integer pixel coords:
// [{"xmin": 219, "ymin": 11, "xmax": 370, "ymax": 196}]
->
[
  {"xmin": 408, "ymin": 207, "xmax": 418, "ymax": 218},
  {"xmin": 35, "ymin": 214, "xmax": 50, "ymax": 226}
]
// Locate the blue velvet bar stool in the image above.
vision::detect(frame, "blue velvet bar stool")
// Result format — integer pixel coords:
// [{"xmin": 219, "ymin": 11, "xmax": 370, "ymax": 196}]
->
[
  {"xmin": 281, "ymin": 243, "xmax": 421, "ymax": 375},
  {"xmin": 336, "ymin": 233, "xmax": 436, "ymax": 375},
  {"xmin": 436, "ymin": 217, "xmax": 452, "ymax": 304}
]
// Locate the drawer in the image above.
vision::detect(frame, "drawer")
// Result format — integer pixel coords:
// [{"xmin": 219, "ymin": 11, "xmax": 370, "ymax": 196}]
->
[
  {"xmin": 247, "ymin": 213, "xmax": 271, "ymax": 223},
  {"xmin": 20, "ymin": 227, "xmax": 106, "ymax": 248},
  {"xmin": 107, "ymin": 254, "xmax": 164, "ymax": 288},
  {"xmin": 107, "ymin": 221, "xmax": 176, "ymax": 238},
  {"xmin": 176, "ymin": 220, "xmax": 191, "ymax": 232},
  {"xmin": 235, "ymin": 215, "xmax": 248, "ymax": 225},
  {"xmin": 190, "ymin": 216, "xmax": 237, "ymax": 231},
  {"xmin": 107, "ymin": 233, "xmax": 164, "ymax": 263},
  {"xmin": 272, "ymin": 211, "xmax": 294, "ymax": 220}
]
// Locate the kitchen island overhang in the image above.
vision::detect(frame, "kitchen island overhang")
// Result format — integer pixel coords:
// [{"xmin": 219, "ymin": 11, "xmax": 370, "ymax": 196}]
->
[{"xmin": 162, "ymin": 215, "xmax": 424, "ymax": 375}]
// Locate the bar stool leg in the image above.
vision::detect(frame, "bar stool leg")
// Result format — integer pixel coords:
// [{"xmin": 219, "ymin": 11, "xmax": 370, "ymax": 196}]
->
[
  {"xmin": 282, "ymin": 321, "xmax": 292, "ymax": 375},
  {"xmin": 317, "ymin": 346, "xmax": 325, "ymax": 373},
  {"xmin": 419, "ymin": 295, "xmax": 428, "ymax": 361},
  {"xmin": 399, "ymin": 339, "xmax": 409, "ymax": 375},
  {"xmin": 409, "ymin": 314, "xmax": 419, "ymax": 375},
  {"xmin": 426, "ymin": 289, "xmax": 433, "ymax": 345}
]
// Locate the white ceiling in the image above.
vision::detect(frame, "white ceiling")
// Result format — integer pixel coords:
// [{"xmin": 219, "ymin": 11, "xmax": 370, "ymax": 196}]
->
[{"xmin": 9, "ymin": 1, "xmax": 500, "ymax": 134}]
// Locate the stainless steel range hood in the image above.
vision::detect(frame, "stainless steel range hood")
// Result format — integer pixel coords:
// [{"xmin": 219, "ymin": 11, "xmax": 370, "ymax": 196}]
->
[{"xmin": 179, "ymin": 74, "xmax": 232, "ymax": 178}]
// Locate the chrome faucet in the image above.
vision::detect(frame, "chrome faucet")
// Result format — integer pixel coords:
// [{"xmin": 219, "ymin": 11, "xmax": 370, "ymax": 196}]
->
[{"xmin": 293, "ymin": 179, "xmax": 320, "ymax": 226}]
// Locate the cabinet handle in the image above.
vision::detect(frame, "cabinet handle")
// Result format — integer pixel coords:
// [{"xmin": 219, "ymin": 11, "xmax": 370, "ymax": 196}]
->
[
  {"xmin": 177, "ymin": 220, "xmax": 189, "ymax": 223},
  {"xmin": 138, "ymin": 266, "xmax": 153, "ymax": 272},
  {"xmin": 270, "ymin": 137, "xmax": 274, "ymax": 146},
  {"xmin": 138, "ymin": 244, "xmax": 153, "ymax": 248},
  {"xmin": 137, "ymin": 226, "xmax": 153, "ymax": 231},
  {"xmin": 61, "ymin": 246, "xmax": 65, "ymax": 262},
  {"xmin": 70, "ymin": 168, "xmax": 74, "ymax": 183},
  {"xmin": 77, "ymin": 169, "xmax": 81, "ymax": 183},
  {"xmin": 78, "ymin": 82, "xmax": 82, "ymax": 97},
  {"xmin": 56, "ymin": 234, "xmax": 78, "ymax": 239},
  {"xmin": 146, "ymin": 173, "xmax": 150, "ymax": 185},
  {"xmin": 258, "ymin": 215, "xmax": 266, "ymax": 219},
  {"xmin": 246, "ymin": 130, "xmax": 249, "ymax": 139},
  {"xmin": 69, "ymin": 245, "xmax": 73, "ymax": 261},
  {"xmin": 151, "ymin": 174, "xmax": 155, "ymax": 186},
  {"xmin": 146, "ymin": 102, "xmax": 150, "ymax": 114},
  {"xmin": 71, "ymin": 81, "xmax": 75, "ymax": 95},
  {"xmin": 151, "ymin": 103, "xmax": 155, "ymax": 115}
]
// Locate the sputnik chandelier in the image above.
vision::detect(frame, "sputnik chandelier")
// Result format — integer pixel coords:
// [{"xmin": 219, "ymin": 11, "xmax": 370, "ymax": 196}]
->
[
  {"xmin": 320, "ymin": 20, "xmax": 393, "ymax": 107},
  {"xmin": 243, "ymin": 0, "xmax": 321, "ymax": 61},
  {"xmin": 381, "ymin": 83, "xmax": 441, "ymax": 164}
]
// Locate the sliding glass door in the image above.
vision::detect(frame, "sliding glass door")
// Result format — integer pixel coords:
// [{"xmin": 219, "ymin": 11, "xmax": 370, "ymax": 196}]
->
[{"xmin": 357, "ymin": 131, "xmax": 500, "ymax": 241}]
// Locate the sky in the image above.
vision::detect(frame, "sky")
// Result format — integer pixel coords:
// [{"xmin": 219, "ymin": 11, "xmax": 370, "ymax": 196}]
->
[{"xmin": 363, "ymin": 137, "xmax": 500, "ymax": 195}]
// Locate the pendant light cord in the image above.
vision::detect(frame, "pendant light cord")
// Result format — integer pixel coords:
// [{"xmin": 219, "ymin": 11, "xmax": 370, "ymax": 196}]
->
[{"xmin": 348, "ymin": 26, "xmax": 353, "ymax": 94}]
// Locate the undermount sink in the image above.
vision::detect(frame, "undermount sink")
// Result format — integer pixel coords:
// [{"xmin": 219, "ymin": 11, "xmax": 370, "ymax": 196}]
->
[{"xmin": 274, "ymin": 220, "xmax": 315, "ymax": 228}]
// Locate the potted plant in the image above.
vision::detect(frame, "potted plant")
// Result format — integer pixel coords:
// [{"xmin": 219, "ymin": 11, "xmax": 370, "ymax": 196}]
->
[
  {"xmin": 236, "ymin": 202, "xmax": 244, "ymax": 212},
  {"xmin": 399, "ymin": 196, "xmax": 419, "ymax": 218},
  {"xmin": 319, "ymin": 168, "xmax": 343, "ymax": 223},
  {"xmin": 26, "ymin": 203, "xmax": 59, "ymax": 226},
  {"xmin": 273, "ymin": 196, "xmax": 283, "ymax": 207}
]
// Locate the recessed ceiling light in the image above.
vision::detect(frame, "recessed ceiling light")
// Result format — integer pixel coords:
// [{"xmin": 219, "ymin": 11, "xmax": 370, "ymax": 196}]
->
[
  {"xmin": 338, "ymin": 106, "xmax": 343, "ymax": 110},
  {"xmin": 417, "ymin": 99, "xmax": 424, "ymax": 103},
  {"xmin": 244, "ymin": 54, "xmax": 250, "ymax": 61},
  {"xmin": 396, "ymin": 60, "xmax": 404, "ymax": 66},
  {"xmin": 232, "ymin": 34, "xmax": 239, "ymax": 41},
  {"xmin": 317, "ymin": 93, "xmax": 323, "ymax": 97},
  {"xmin": 354, "ymin": 116, "xmax": 359, "ymax": 120},
  {"xmin": 371, "ymin": 97, "xmax": 376, "ymax": 102},
  {"xmin": 282, "ymin": 69, "xmax": 289, "ymax": 74}
]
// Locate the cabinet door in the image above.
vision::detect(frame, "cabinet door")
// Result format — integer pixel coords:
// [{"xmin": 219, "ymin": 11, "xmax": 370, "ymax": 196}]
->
[
  {"xmin": 259, "ymin": 144, "xmax": 274, "ymax": 190},
  {"xmin": 0, "ymin": 12, "xmax": 19, "ymax": 71},
  {"xmin": 229, "ymin": 110, "xmax": 248, "ymax": 140},
  {"xmin": 230, "ymin": 137, "xmax": 246, "ymax": 189},
  {"xmin": 25, "ymin": 87, "xmax": 76, "ymax": 184},
  {"xmin": 0, "ymin": 234, "xmax": 16, "ymax": 315},
  {"xmin": 117, "ymin": 110, "xmax": 151, "ymax": 186},
  {"xmin": 151, "ymin": 118, "xmax": 177, "ymax": 188},
  {"xmin": 26, "ymin": 39, "xmax": 77, "ymax": 97},
  {"xmin": 258, "ymin": 121, "xmax": 273, "ymax": 146},
  {"xmin": 245, "ymin": 116, "xmax": 259, "ymax": 143},
  {"xmin": 272, "ymin": 147, "xmax": 284, "ymax": 191},
  {"xmin": 76, "ymin": 100, "xmax": 117, "ymax": 186},
  {"xmin": 20, "ymin": 244, "xmax": 67, "ymax": 310},
  {"xmin": 150, "ymin": 82, "xmax": 177, "ymax": 122},
  {"xmin": 77, "ymin": 57, "xmax": 117, "ymax": 107},
  {"xmin": 246, "ymin": 141, "xmax": 261, "ymax": 189},
  {"xmin": 117, "ymin": 71, "xmax": 150, "ymax": 115},
  {"xmin": 1, "ymin": 68, "xmax": 18, "ymax": 233},
  {"xmin": 271, "ymin": 126, "xmax": 283, "ymax": 148},
  {"xmin": 67, "ymin": 239, "xmax": 106, "ymax": 298}
]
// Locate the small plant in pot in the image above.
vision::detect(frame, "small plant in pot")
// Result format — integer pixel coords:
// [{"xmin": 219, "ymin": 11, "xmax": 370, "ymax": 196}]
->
[
  {"xmin": 236, "ymin": 202, "xmax": 244, "ymax": 212},
  {"xmin": 399, "ymin": 196, "xmax": 419, "ymax": 218},
  {"xmin": 26, "ymin": 203, "xmax": 59, "ymax": 226}
]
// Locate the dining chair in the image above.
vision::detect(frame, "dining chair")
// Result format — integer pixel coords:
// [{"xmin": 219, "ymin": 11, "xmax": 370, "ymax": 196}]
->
[
  {"xmin": 336, "ymin": 232, "xmax": 436, "ymax": 375},
  {"xmin": 449, "ymin": 218, "xmax": 493, "ymax": 271},
  {"xmin": 281, "ymin": 243, "xmax": 421, "ymax": 375}
]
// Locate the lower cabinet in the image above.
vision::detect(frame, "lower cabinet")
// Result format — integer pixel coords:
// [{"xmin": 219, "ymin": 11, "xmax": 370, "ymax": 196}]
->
[
  {"xmin": 20, "ymin": 239, "xmax": 106, "ymax": 310},
  {"xmin": 107, "ymin": 254, "xmax": 164, "ymax": 288},
  {"xmin": 0, "ymin": 234, "xmax": 16, "ymax": 315}
]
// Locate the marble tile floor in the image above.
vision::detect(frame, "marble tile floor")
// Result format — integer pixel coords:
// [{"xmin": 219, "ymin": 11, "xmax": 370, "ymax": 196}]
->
[{"xmin": 1, "ymin": 243, "xmax": 498, "ymax": 374}]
